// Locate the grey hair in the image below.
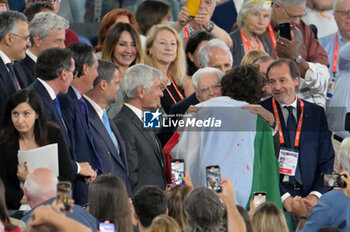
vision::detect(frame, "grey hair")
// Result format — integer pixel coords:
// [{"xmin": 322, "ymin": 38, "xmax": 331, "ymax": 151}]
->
[
  {"xmin": 24, "ymin": 168, "xmax": 58, "ymax": 203},
  {"xmin": 122, "ymin": 64, "xmax": 163, "ymax": 102},
  {"xmin": 338, "ymin": 138, "xmax": 350, "ymax": 173},
  {"xmin": 192, "ymin": 67, "xmax": 223, "ymax": 94},
  {"xmin": 0, "ymin": 11, "xmax": 27, "ymax": 41},
  {"xmin": 198, "ymin": 38, "xmax": 233, "ymax": 68},
  {"xmin": 237, "ymin": 0, "xmax": 272, "ymax": 28},
  {"xmin": 275, "ymin": 0, "xmax": 306, "ymax": 8},
  {"xmin": 93, "ymin": 59, "xmax": 119, "ymax": 87},
  {"xmin": 334, "ymin": 0, "xmax": 347, "ymax": 11},
  {"xmin": 29, "ymin": 12, "xmax": 68, "ymax": 40},
  {"xmin": 25, "ymin": 0, "xmax": 61, "ymax": 3}
]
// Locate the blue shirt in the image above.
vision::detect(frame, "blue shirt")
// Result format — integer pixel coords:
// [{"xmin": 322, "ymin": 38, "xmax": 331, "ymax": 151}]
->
[
  {"xmin": 299, "ymin": 190, "xmax": 350, "ymax": 232},
  {"xmin": 319, "ymin": 31, "xmax": 348, "ymax": 79}
]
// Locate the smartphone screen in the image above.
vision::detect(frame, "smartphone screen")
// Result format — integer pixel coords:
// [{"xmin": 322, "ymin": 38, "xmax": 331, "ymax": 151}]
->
[
  {"xmin": 171, "ymin": 159, "xmax": 185, "ymax": 185},
  {"xmin": 322, "ymin": 173, "xmax": 346, "ymax": 187},
  {"xmin": 186, "ymin": 0, "xmax": 200, "ymax": 16},
  {"xmin": 206, "ymin": 165, "xmax": 222, "ymax": 192},
  {"xmin": 99, "ymin": 221, "xmax": 116, "ymax": 232},
  {"xmin": 279, "ymin": 22, "xmax": 291, "ymax": 40},
  {"xmin": 57, "ymin": 182, "xmax": 72, "ymax": 212},
  {"xmin": 253, "ymin": 192, "xmax": 266, "ymax": 207}
]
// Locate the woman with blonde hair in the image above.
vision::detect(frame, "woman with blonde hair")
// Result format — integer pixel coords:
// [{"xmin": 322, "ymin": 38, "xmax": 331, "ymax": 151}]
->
[
  {"xmin": 148, "ymin": 215, "xmax": 181, "ymax": 232},
  {"xmin": 252, "ymin": 202, "xmax": 288, "ymax": 232},
  {"xmin": 240, "ymin": 49, "xmax": 269, "ymax": 65},
  {"xmin": 144, "ymin": 24, "xmax": 194, "ymax": 113}
]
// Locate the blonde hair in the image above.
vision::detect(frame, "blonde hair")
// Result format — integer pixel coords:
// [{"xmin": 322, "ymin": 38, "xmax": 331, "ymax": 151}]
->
[
  {"xmin": 241, "ymin": 49, "xmax": 269, "ymax": 65},
  {"xmin": 144, "ymin": 24, "xmax": 186, "ymax": 87},
  {"xmin": 148, "ymin": 215, "xmax": 182, "ymax": 232},
  {"xmin": 252, "ymin": 202, "xmax": 288, "ymax": 232}
]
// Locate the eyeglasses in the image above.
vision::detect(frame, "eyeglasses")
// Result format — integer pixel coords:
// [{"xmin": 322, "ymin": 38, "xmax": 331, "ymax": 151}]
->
[
  {"xmin": 335, "ymin": 9, "xmax": 350, "ymax": 16},
  {"xmin": 66, "ymin": 68, "xmax": 78, "ymax": 78},
  {"xmin": 11, "ymin": 33, "xmax": 30, "ymax": 42},
  {"xmin": 280, "ymin": 4, "xmax": 307, "ymax": 20},
  {"xmin": 199, "ymin": 83, "xmax": 221, "ymax": 95}
]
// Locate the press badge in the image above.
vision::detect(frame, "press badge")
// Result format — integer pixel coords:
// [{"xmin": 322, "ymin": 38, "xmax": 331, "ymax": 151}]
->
[
  {"xmin": 278, "ymin": 149, "xmax": 299, "ymax": 176},
  {"xmin": 326, "ymin": 77, "xmax": 336, "ymax": 99}
]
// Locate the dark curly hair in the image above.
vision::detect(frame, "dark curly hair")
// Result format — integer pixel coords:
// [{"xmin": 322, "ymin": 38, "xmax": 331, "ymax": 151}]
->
[{"xmin": 221, "ymin": 64, "xmax": 265, "ymax": 104}]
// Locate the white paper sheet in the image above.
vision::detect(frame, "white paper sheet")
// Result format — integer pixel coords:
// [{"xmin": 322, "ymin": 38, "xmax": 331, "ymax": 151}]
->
[{"xmin": 17, "ymin": 143, "xmax": 59, "ymax": 176}]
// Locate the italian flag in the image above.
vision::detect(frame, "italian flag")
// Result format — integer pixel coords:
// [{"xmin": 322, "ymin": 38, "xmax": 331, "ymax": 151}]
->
[{"xmin": 168, "ymin": 96, "xmax": 282, "ymax": 209}]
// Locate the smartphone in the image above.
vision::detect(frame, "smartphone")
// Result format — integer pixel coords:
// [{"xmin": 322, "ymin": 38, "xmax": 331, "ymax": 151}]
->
[
  {"xmin": 99, "ymin": 221, "xmax": 116, "ymax": 232},
  {"xmin": 56, "ymin": 182, "xmax": 72, "ymax": 212},
  {"xmin": 253, "ymin": 192, "xmax": 267, "ymax": 207},
  {"xmin": 322, "ymin": 173, "xmax": 347, "ymax": 188},
  {"xmin": 279, "ymin": 22, "xmax": 291, "ymax": 40},
  {"xmin": 186, "ymin": 0, "xmax": 200, "ymax": 16},
  {"xmin": 171, "ymin": 159, "xmax": 185, "ymax": 185},
  {"xmin": 206, "ymin": 165, "xmax": 222, "ymax": 193}
]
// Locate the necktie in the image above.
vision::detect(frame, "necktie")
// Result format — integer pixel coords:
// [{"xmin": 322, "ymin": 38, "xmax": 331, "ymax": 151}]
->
[
  {"xmin": 54, "ymin": 98, "xmax": 62, "ymax": 117},
  {"xmin": 285, "ymin": 106, "xmax": 302, "ymax": 186},
  {"xmin": 285, "ymin": 106, "xmax": 296, "ymax": 147},
  {"xmin": 6, "ymin": 63, "xmax": 19, "ymax": 90},
  {"xmin": 102, "ymin": 110, "xmax": 119, "ymax": 153},
  {"xmin": 79, "ymin": 97, "xmax": 89, "ymax": 125}
]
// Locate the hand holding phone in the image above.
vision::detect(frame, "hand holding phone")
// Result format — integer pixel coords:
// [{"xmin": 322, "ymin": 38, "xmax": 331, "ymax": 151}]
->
[
  {"xmin": 279, "ymin": 22, "xmax": 291, "ymax": 40},
  {"xmin": 99, "ymin": 221, "xmax": 116, "ymax": 232},
  {"xmin": 322, "ymin": 173, "xmax": 347, "ymax": 188},
  {"xmin": 206, "ymin": 165, "xmax": 222, "ymax": 193},
  {"xmin": 253, "ymin": 192, "xmax": 266, "ymax": 207},
  {"xmin": 171, "ymin": 159, "xmax": 185, "ymax": 185},
  {"xmin": 186, "ymin": 0, "xmax": 200, "ymax": 16},
  {"xmin": 57, "ymin": 182, "xmax": 72, "ymax": 212}
]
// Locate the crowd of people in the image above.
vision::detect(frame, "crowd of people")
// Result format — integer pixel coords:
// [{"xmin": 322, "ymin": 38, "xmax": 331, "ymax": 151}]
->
[{"xmin": 0, "ymin": 0, "xmax": 349, "ymax": 231}]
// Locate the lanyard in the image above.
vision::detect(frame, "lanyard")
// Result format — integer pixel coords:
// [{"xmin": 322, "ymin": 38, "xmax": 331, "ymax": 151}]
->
[
  {"xmin": 240, "ymin": 30, "xmax": 262, "ymax": 51},
  {"xmin": 333, "ymin": 33, "xmax": 338, "ymax": 77},
  {"xmin": 272, "ymin": 97, "xmax": 304, "ymax": 147},
  {"xmin": 184, "ymin": 25, "xmax": 189, "ymax": 44},
  {"xmin": 165, "ymin": 74, "xmax": 184, "ymax": 104},
  {"xmin": 268, "ymin": 23, "xmax": 277, "ymax": 48}
]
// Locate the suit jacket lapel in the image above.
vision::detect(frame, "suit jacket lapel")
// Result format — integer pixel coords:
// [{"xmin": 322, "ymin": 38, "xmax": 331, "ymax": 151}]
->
[
  {"xmin": 0, "ymin": 61, "xmax": 16, "ymax": 94},
  {"xmin": 121, "ymin": 106, "xmax": 164, "ymax": 165},
  {"xmin": 87, "ymin": 102, "xmax": 126, "ymax": 170}
]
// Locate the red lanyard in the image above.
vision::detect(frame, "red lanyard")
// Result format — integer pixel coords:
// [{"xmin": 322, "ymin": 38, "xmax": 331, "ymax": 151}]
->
[
  {"xmin": 333, "ymin": 33, "xmax": 338, "ymax": 77},
  {"xmin": 240, "ymin": 30, "xmax": 262, "ymax": 51},
  {"xmin": 268, "ymin": 23, "xmax": 277, "ymax": 48},
  {"xmin": 165, "ymin": 74, "xmax": 184, "ymax": 104},
  {"xmin": 272, "ymin": 97, "xmax": 304, "ymax": 147},
  {"xmin": 184, "ymin": 25, "xmax": 189, "ymax": 44}
]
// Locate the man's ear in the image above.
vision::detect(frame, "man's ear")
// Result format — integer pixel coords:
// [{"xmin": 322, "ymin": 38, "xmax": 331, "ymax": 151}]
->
[
  {"xmin": 4, "ymin": 33, "xmax": 13, "ymax": 46},
  {"xmin": 32, "ymin": 34, "xmax": 41, "ymax": 47},
  {"xmin": 165, "ymin": 208, "xmax": 168, "ymax": 216},
  {"xmin": 23, "ymin": 188, "xmax": 29, "ymax": 201},
  {"xmin": 137, "ymin": 85, "xmax": 144, "ymax": 99},
  {"xmin": 81, "ymin": 63, "xmax": 89, "ymax": 76},
  {"xmin": 338, "ymin": 163, "xmax": 343, "ymax": 173}
]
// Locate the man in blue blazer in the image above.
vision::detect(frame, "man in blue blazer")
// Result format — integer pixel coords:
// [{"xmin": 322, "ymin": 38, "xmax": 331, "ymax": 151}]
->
[
  {"xmin": 59, "ymin": 43, "xmax": 100, "ymax": 205},
  {"xmin": 0, "ymin": 11, "xmax": 30, "ymax": 119},
  {"xmin": 18, "ymin": 12, "xmax": 68, "ymax": 85},
  {"xmin": 29, "ymin": 47, "xmax": 96, "ymax": 182},
  {"xmin": 260, "ymin": 58, "xmax": 334, "ymax": 212},
  {"xmin": 84, "ymin": 59, "xmax": 131, "ymax": 195}
]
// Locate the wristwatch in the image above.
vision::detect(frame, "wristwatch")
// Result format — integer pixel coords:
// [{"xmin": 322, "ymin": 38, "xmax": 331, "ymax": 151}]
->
[
  {"xmin": 205, "ymin": 21, "xmax": 214, "ymax": 33},
  {"xmin": 295, "ymin": 55, "xmax": 302, "ymax": 64}
]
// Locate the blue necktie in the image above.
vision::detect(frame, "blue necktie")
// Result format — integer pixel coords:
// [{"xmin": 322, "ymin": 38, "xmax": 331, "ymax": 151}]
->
[
  {"xmin": 285, "ymin": 106, "xmax": 302, "ymax": 186},
  {"xmin": 6, "ymin": 63, "xmax": 19, "ymax": 90},
  {"xmin": 79, "ymin": 97, "xmax": 89, "ymax": 125},
  {"xmin": 54, "ymin": 98, "xmax": 62, "ymax": 117},
  {"xmin": 102, "ymin": 110, "xmax": 119, "ymax": 153}
]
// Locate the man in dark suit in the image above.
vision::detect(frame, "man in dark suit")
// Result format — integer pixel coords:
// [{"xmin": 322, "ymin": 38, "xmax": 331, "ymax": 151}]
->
[
  {"xmin": 114, "ymin": 64, "xmax": 167, "ymax": 193},
  {"xmin": 58, "ymin": 43, "xmax": 100, "ymax": 205},
  {"xmin": 84, "ymin": 59, "xmax": 131, "ymax": 195},
  {"xmin": 18, "ymin": 12, "xmax": 68, "ymax": 85},
  {"xmin": 0, "ymin": 11, "xmax": 30, "ymax": 119},
  {"xmin": 260, "ymin": 58, "xmax": 334, "ymax": 211},
  {"xmin": 29, "ymin": 47, "xmax": 96, "ymax": 183}
]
